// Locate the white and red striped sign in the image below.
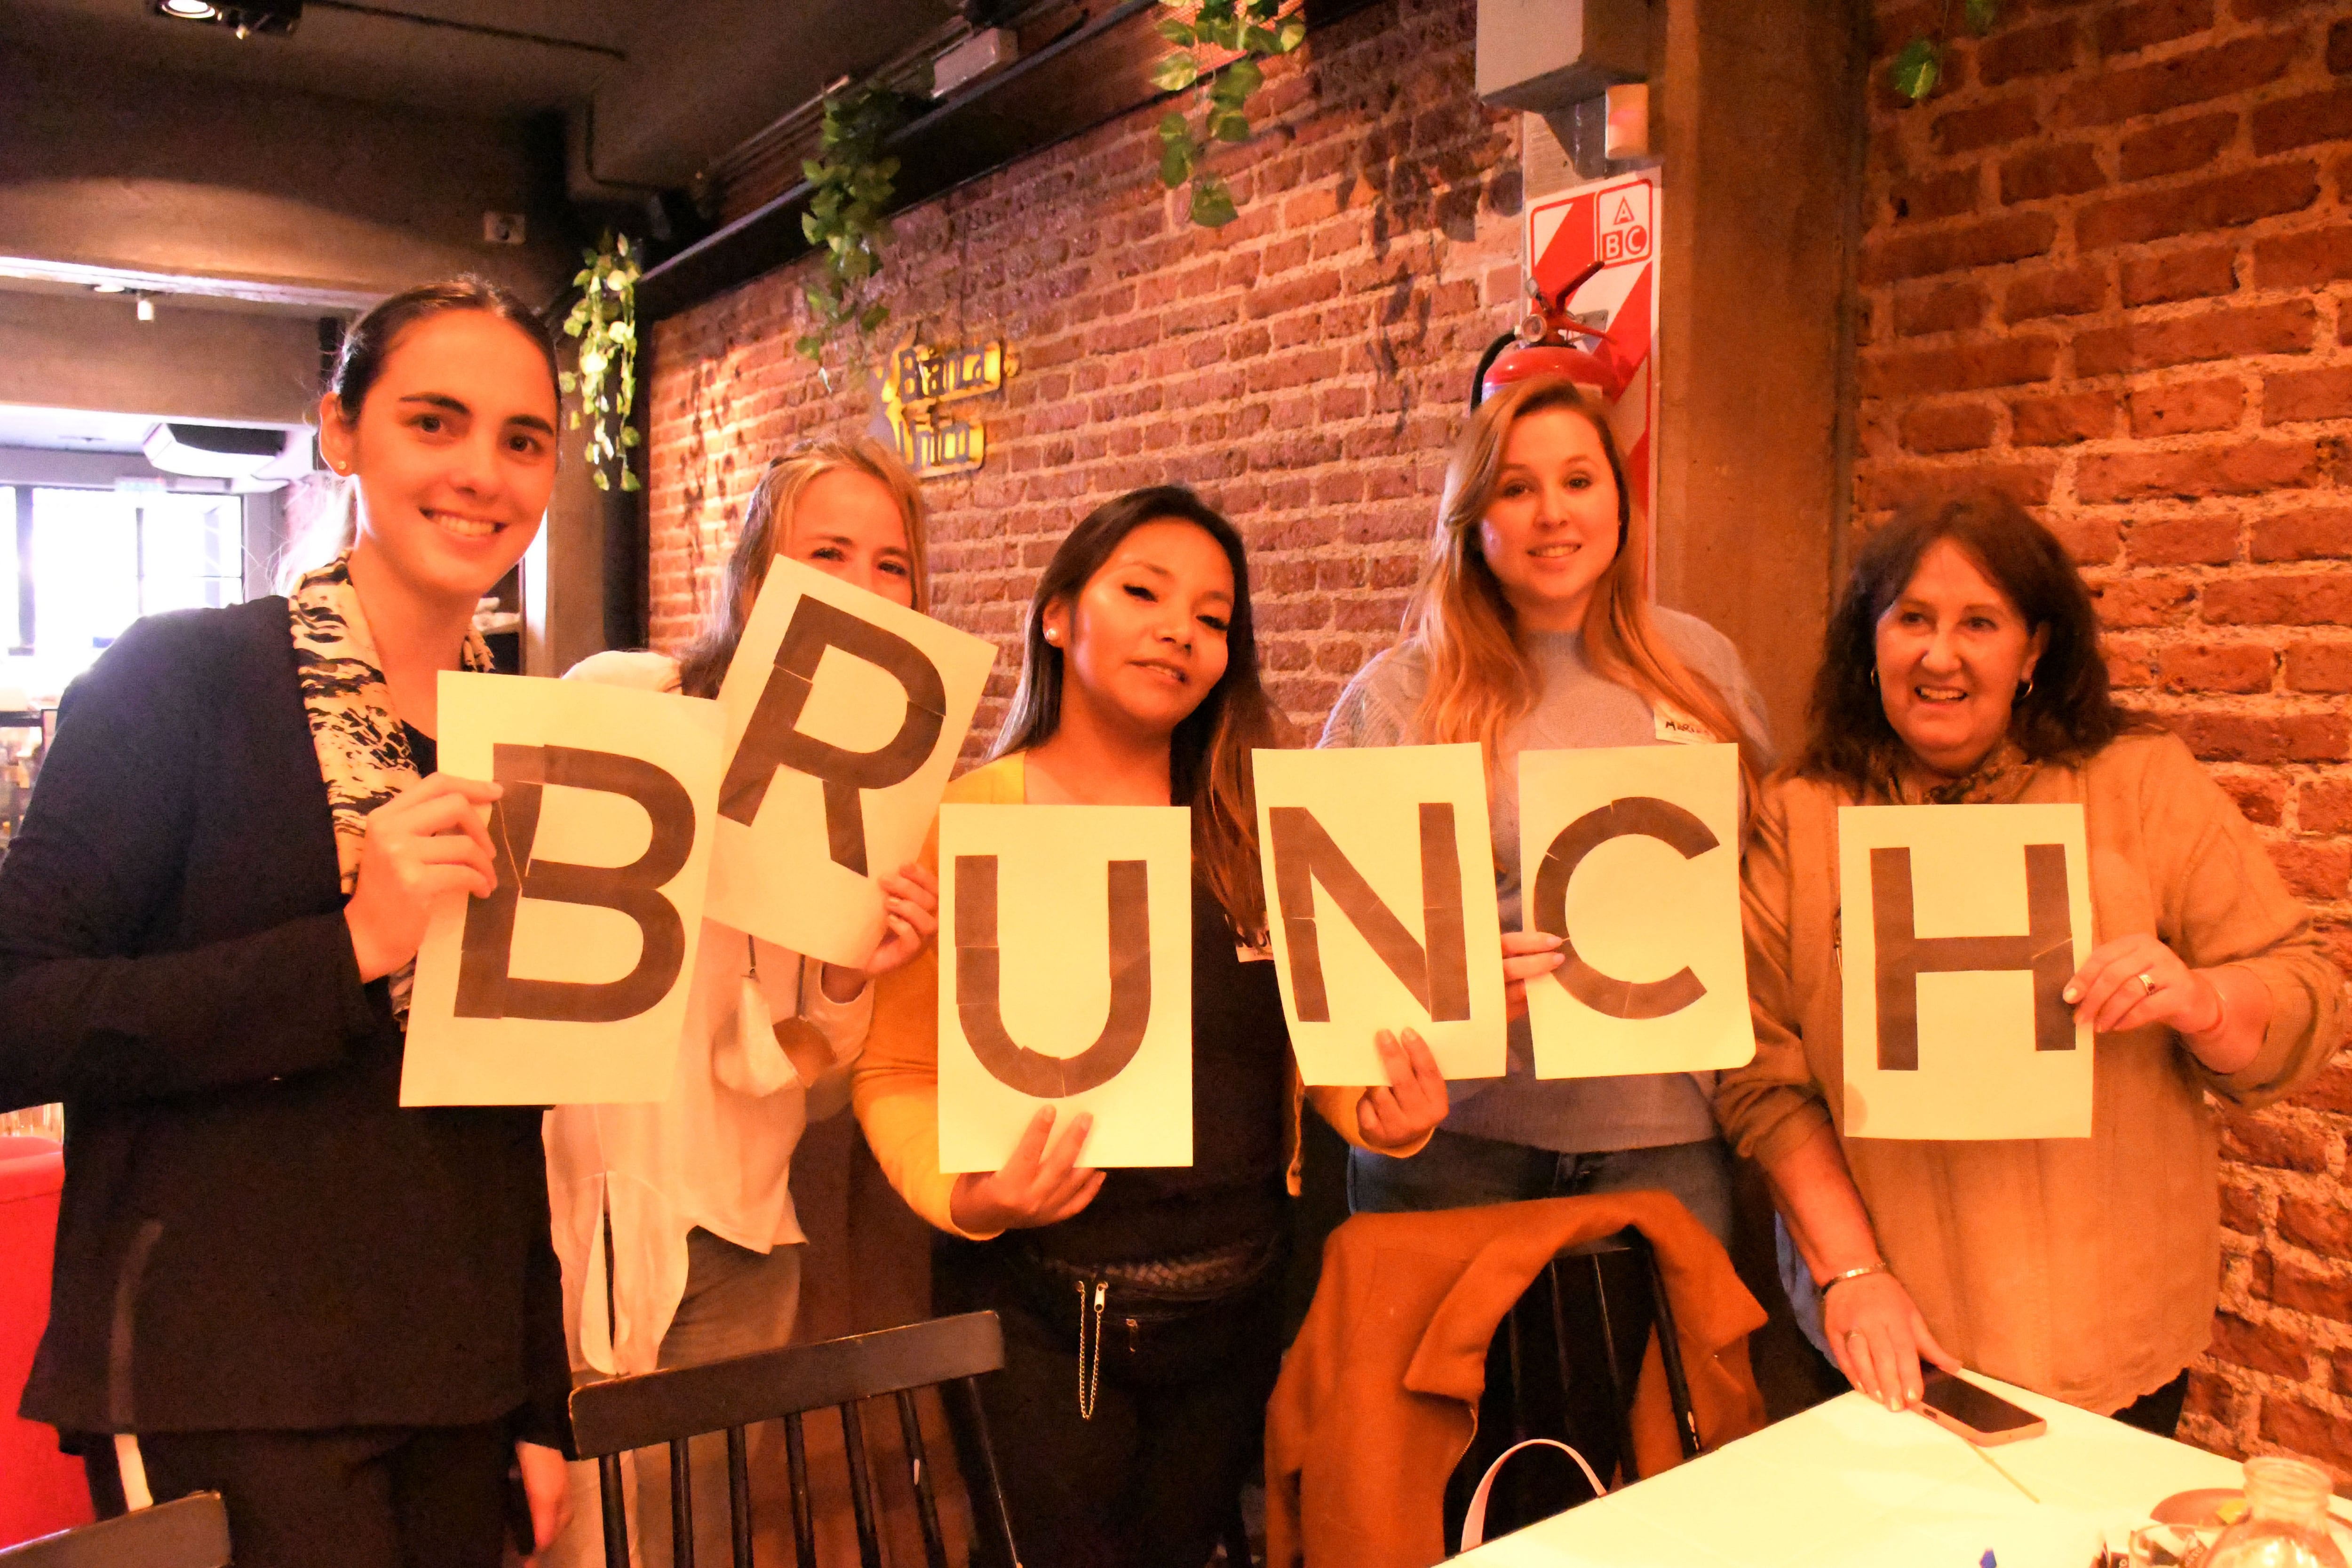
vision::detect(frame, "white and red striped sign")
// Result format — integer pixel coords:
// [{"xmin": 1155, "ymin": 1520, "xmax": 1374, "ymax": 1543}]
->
[{"xmin": 1524, "ymin": 171, "xmax": 1661, "ymax": 534}]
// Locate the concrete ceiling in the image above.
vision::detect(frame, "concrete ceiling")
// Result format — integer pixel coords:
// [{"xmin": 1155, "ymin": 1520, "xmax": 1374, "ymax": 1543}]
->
[{"xmin": 0, "ymin": 0, "xmax": 961, "ymax": 186}]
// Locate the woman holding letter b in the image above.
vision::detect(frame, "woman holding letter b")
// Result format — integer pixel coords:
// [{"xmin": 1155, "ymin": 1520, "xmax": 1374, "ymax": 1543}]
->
[
  {"xmin": 856, "ymin": 486, "xmax": 1449, "ymax": 1568},
  {"xmin": 1322, "ymin": 374, "xmax": 1772, "ymax": 1241},
  {"xmin": 1716, "ymin": 493, "xmax": 2343, "ymax": 1433},
  {"xmin": 0, "ymin": 278, "xmax": 573, "ymax": 1565}
]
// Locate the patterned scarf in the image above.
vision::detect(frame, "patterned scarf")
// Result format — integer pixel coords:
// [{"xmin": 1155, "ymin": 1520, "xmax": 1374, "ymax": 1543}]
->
[
  {"xmin": 1881, "ymin": 737, "xmax": 2039, "ymax": 806},
  {"xmin": 288, "ymin": 554, "xmax": 494, "ymax": 1019}
]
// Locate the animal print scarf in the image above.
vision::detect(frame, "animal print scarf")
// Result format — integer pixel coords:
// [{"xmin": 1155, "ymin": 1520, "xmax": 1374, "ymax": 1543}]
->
[{"xmin": 288, "ymin": 554, "xmax": 494, "ymax": 1019}]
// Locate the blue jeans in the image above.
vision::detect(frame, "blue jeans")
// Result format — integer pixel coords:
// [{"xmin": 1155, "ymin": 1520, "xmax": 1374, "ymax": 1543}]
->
[{"xmin": 1346, "ymin": 1127, "xmax": 1735, "ymax": 1246}]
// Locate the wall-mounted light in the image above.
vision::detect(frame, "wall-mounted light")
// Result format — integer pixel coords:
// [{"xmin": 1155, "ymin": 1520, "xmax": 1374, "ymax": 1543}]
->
[
  {"xmin": 135, "ymin": 294, "xmax": 157, "ymax": 323},
  {"xmin": 146, "ymin": 0, "xmax": 300, "ymax": 37},
  {"xmin": 91, "ymin": 282, "xmax": 127, "ymax": 295},
  {"xmin": 157, "ymin": 0, "xmax": 219, "ymax": 17}
]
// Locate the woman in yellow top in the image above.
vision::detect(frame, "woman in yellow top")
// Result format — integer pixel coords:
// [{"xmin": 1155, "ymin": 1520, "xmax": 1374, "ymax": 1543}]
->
[
  {"xmin": 1716, "ymin": 493, "xmax": 2342, "ymax": 1434},
  {"xmin": 855, "ymin": 485, "xmax": 1449, "ymax": 1568}
]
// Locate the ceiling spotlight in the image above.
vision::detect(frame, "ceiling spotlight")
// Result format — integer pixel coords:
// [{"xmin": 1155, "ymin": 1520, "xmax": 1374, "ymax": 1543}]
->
[
  {"xmin": 146, "ymin": 0, "xmax": 300, "ymax": 35},
  {"xmin": 158, "ymin": 0, "xmax": 217, "ymax": 16},
  {"xmin": 91, "ymin": 282, "xmax": 127, "ymax": 295},
  {"xmin": 135, "ymin": 294, "xmax": 157, "ymax": 323}
]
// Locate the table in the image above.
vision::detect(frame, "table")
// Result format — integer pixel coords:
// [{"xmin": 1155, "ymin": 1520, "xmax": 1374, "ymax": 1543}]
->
[{"xmin": 1456, "ymin": 1374, "xmax": 2252, "ymax": 1567}]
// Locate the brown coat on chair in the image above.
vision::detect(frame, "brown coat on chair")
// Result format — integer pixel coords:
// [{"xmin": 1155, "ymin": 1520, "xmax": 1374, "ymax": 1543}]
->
[{"xmin": 1264, "ymin": 1192, "xmax": 1768, "ymax": 1568}]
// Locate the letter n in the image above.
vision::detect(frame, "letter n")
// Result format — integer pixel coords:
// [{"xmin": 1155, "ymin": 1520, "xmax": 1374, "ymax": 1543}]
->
[{"xmin": 1267, "ymin": 804, "xmax": 1470, "ymax": 1024}]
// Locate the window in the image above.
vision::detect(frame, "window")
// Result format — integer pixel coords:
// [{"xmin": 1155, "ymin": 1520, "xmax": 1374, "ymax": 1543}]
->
[{"xmin": 1, "ymin": 487, "xmax": 245, "ymax": 701}]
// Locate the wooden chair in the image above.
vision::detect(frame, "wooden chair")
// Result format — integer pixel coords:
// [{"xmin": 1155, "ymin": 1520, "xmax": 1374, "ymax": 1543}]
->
[
  {"xmin": 569, "ymin": 1310, "xmax": 1021, "ymax": 1568},
  {"xmin": 0, "ymin": 1493, "xmax": 230, "ymax": 1568},
  {"xmin": 1445, "ymin": 1227, "xmax": 1702, "ymax": 1550}
]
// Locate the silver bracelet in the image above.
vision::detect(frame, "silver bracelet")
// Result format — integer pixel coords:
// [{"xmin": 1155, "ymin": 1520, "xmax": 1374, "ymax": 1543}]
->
[{"xmin": 1820, "ymin": 1261, "xmax": 1891, "ymax": 1293}]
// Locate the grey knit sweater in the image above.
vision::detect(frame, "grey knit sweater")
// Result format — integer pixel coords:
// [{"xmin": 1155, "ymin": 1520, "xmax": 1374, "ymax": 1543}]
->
[{"xmin": 1317, "ymin": 611, "xmax": 1772, "ymax": 1154}]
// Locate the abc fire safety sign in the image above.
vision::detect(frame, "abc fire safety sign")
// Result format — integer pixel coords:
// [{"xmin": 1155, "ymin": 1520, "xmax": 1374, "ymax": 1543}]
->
[{"xmin": 1523, "ymin": 171, "xmax": 1660, "ymax": 532}]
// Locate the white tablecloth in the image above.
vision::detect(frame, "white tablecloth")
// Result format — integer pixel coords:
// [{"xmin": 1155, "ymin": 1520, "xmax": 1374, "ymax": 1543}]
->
[{"xmin": 1456, "ymin": 1374, "xmax": 2250, "ymax": 1567}]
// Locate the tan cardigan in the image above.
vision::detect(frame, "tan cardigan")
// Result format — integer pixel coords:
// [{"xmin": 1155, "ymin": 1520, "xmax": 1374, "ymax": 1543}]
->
[
  {"xmin": 1716, "ymin": 732, "xmax": 2343, "ymax": 1414},
  {"xmin": 853, "ymin": 754, "xmax": 1424, "ymax": 1238}
]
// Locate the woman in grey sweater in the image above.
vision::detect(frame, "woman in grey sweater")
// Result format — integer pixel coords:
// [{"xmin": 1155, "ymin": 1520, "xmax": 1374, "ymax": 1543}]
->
[{"xmin": 1320, "ymin": 374, "xmax": 1771, "ymax": 1240}]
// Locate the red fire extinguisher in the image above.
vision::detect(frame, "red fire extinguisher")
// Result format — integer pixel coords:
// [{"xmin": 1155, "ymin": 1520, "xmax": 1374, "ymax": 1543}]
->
[{"xmin": 1472, "ymin": 260, "xmax": 1622, "ymax": 408}]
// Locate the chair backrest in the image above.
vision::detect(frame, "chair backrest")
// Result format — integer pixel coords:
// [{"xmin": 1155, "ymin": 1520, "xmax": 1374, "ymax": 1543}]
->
[
  {"xmin": 0, "ymin": 1493, "xmax": 230, "ymax": 1568},
  {"xmin": 569, "ymin": 1309, "xmax": 1019, "ymax": 1568}
]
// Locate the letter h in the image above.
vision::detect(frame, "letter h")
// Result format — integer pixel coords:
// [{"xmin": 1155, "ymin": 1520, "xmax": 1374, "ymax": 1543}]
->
[{"xmin": 1869, "ymin": 843, "xmax": 2075, "ymax": 1072}]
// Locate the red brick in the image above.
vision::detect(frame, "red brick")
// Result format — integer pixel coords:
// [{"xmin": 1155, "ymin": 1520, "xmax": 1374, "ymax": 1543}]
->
[
  {"xmin": 2208, "ymin": 1312, "xmax": 2312, "ymax": 1379},
  {"xmin": 2264, "ymin": 1249, "xmax": 2352, "ymax": 1315},
  {"xmin": 2128, "ymin": 513, "xmax": 2241, "ymax": 564},
  {"xmin": 2224, "ymin": 1113, "xmax": 2337, "ymax": 1172},
  {"xmin": 2001, "ymin": 142, "xmax": 2108, "ymax": 203},
  {"xmin": 2261, "ymin": 1398, "xmax": 2352, "ymax": 1483},
  {"xmin": 2219, "ymin": 1178, "xmax": 2267, "ymax": 1235},
  {"xmin": 2301, "ymin": 778, "xmax": 2352, "ymax": 835},
  {"xmin": 1894, "ymin": 280, "xmax": 1989, "ymax": 336},
  {"xmin": 2118, "ymin": 112, "xmax": 2240, "ymax": 182},
  {"xmin": 1932, "ymin": 98, "xmax": 2042, "ymax": 155},
  {"xmin": 2264, "ymin": 366, "xmax": 2352, "ymax": 425},
  {"xmin": 1889, "ymin": 168, "xmax": 1982, "ymax": 223},
  {"xmin": 1899, "ymin": 401, "xmax": 2000, "ymax": 452},
  {"xmin": 2004, "ymin": 264, "xmax": 2108, "ymax": 321},
  {"xmin": 2120, "ymin": 244, "xmax": 2239, "ymax": 306},
  {"xmin": 2057, "ymin": 32, "xmax": 2302, "ymax": 126},
  {"xmin": 2269, "ymin": 839, "xmax": 2352, "ymax": 899},
  {"xmin": 2074, "ymin": 301, "xmax": 2317, "ymax": 375},
  {"xmin": 2161, "ymin": 709, "xmax": 2350, "ymax": 761},
  {"xmin": 2098, "ymin": 0, "xmax": 2216, "ymax": 56},
  {"xmin": 2218, "ymin": 771, "xmax": 2288, "ymax": 825},
  {"xmin": 2252, "ymin": 505, "xmax": 2352, "ymax": 560},
  {"xmin": 2253, "ymin": 86, "xmax": 2352, "ymax": 156},
  {"xmin": 2043, "ymin": 512, "xmax": 2123, "ymax": 565},
  {"xmin": 1860, "ymin": 335, "xmax": 2061, "ymax": 396},
  {"xmin": 2204, "ymin": 572, "xmax": 2352, "ymax": 625},
  {"xmin": 2252, "ymin": 225, "xmax": 2352, "ymax": 287},
  {"xmin": 2010, "ymin": 389, "xmax": 2119, "ymax": 445},
  {"xmin": 2286, "ymin": 640, "xmax": 2352, "ymax": 692},
  {"xmin": 2129, "ymin": 377, "xmax": 2247, "ymax": 436},
  {"xmin": 1857, "ymin": 459, "xmax": 2058, "ymax": 511},
  {"xmin": 2154, "ymin": 642, "xmax": 2279, "ymax": 692},
  {"xmin": 1859, "ymin": 212, "xmax": 2059, "ymax": 284},
  {"xmin": 1980, "ymin": 19, "xmax": 2081, "ymax": 83},
  {"xmin": 2299, "ymin": 1060, "xmax": 2352, "ymax": 1116},
  {"xmin": 2075, "ymin": 160, "xmax": 2320, "ymax": 250}
]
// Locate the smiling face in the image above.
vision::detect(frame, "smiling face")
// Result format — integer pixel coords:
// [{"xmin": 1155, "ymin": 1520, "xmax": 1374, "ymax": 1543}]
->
[
  {"xmin": 1475, "ymin": 406, "xmax": 1622, "ymax": 633},
  {"xmin": 319, "ymin": 309, "xmax": 558, "ymax": 610},
  {"xmin": 1875, "ymin": 538, "xmax": 2049, "ymax": 780},
  {"xmin": 1042, "ymin": 518, "xmax": 1234, "ymax": 741},
  {"xmin": 773, "ymin": 467, "xmax": 916, "ymax": 608}
]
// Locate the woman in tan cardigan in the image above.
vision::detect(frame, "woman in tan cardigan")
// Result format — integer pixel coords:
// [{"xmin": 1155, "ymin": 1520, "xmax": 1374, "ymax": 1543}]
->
[{"xmin": 1716, "ymin": 493, "xmax": 2342, "ymax": 1435}]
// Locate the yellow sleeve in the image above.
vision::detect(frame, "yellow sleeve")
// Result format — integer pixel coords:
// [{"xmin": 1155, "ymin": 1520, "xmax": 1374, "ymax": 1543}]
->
[{"xmin": 1713, "ymin": 775, "xmax": 1836, "ymax": 1169}]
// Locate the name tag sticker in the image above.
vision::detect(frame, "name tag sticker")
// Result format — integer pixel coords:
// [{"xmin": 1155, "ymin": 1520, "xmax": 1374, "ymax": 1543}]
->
[{"xmin": 1653, "ymin": 705, "xmax": 1713, "ymax": 745}]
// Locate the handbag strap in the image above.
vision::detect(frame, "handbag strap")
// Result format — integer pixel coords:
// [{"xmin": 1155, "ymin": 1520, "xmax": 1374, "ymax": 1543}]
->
[{"xmin": 1458, "ymin": 1438, "xmax": 1607, "ymax": 1551}]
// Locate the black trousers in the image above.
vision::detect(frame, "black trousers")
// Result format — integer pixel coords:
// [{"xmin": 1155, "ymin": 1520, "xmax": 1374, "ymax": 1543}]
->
[
  {"xmin": 83, "ymin": 1421, "xmax": 516, "ymax": 1568},
  {"xmin": 2110, "ymin": 1371, "xmax": 2191, "ymax": 1439},
  {"xmin": 936, "ymin": 1238, "xmax": 1283, "ymax": 1568}
]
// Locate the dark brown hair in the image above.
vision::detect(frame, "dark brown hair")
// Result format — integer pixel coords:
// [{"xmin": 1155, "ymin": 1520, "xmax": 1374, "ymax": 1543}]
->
[
  {"xmin": 329, "ymin": 274, "xmax": 557, "ymax": 421},
  {"xmin": 675, "ymin": 437, "xmax": 930, "ymax": 699},
  {"xmin": 993, "ymin": 486, "xmax": 1281, "ymax": 937},
  {"xmin": 1798, "ymin": 491, "xmax": 2134, "ymax": 793}
]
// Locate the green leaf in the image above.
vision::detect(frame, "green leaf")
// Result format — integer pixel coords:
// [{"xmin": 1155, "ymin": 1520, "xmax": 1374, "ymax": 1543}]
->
[
  {"xmin": 557, "ymin": 370, "xmax": 578, "ymax": 394},
  {"xmin": 591, "ymin": 469, "xmax": 610, "ymax": 491},
  {"xmin": 859, "ymin": 302, "xmax": 890, "ymax": 333},
  {"xmin": 1189, "ymin": 178, "xmax": 1238, "ymax": 228},
  {"xmin": 620, "ymin": 425, "xmax": 641, "ymax": 447},
  {"xmin": 1240, "ymin": 24, "xmax": 1277, "ymax": 53},
  {"xmin": 1160, "ymin": 111, "xmax": 1191, "ymax": 143},
  {"xmin": 1276, "ymin": 16, "xmax": 1306, "ymax": 51},
  {"xmin": 1210, "ymin": 56, "xmax": 1262, "ymax": 105},
  {"xmin": 1160, "ymin": 140, "xmax": 1193, "ymax": 187},
  {"xmin": 1155, "ymin": 17, "xmax": 1195, "ymax": 46},
  {"xmin": 621, "ymin": 469, "xmax": 641, "ymax": 492},
  {"xmin": 1200, "ymin": 14, "xmax": 1242, "ymax": 49},
  {"xmin": 1152, "ymin": 52, "xmax": 1200, "ymax": 91},
  {"xmin": 1890, "ymin": 35, "xmax": 1939, "ymax": 101},
  {"xmin": 1963, "ymin": 0, "xmax": 1998, "ymax": 35},
  {"xmin": 795, "ymin": 334, "xmax": 824, "ymax": 360},
  {"xmin": 1211, "ymin": 107, "xmax": 1251, "ymax": 142}
]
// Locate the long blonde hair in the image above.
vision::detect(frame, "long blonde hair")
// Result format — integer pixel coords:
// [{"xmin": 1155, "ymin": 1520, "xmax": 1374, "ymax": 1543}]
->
[
  {"xmin": 675, "ymin": 435, "xmax": 930, "ymax": 698},
  {"xmin": 1405, "ymin": 375, "xmax": 1767, "ymax": 796}
]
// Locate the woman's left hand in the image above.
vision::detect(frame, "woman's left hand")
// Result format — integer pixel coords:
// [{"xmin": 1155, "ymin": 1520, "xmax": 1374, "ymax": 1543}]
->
[
  {"xmin": 1356, "ymin": 1028, "xmax": 1450, "ymax": 1151},
  {"xmin": 2063, "ymin": 933, "xmax": 2224, "ymax": 1037},
  {"xmin": 818, "ymin": 863, "xmax": 942, "ymax": 999},
  {"xmin": 515, "ymin": 1441, "xmax": 571, "ymax": 1562}
]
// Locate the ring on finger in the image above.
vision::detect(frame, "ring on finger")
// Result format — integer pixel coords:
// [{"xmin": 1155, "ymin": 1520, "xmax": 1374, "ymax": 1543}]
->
[{"xmin": 2135, "ymin": 971, "xmax": 2159, "ymax": 998}]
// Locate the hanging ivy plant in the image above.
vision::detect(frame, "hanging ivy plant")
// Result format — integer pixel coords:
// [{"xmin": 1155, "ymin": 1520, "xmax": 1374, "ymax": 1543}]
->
[
  {"xmin": 1890, "ymin": 0, "xmax": 2001, "ymax": 103},
  {"xmin": 796, "ymin": 88, "xmax": 905, "ymax": 375},
  {"xmin": 558, "ymin": 233, "xmax": 642, "ymax": 492},
  {"xmin": 1152, "ymin": 0, "xmax": 1305, "ymax": 229}
]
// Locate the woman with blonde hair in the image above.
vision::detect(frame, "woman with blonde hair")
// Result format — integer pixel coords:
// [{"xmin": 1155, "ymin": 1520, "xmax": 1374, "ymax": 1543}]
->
[
  {"xmin": 540, "ymin": 436, "xmax": 941, "ymax": 1567},
  {"xmin": 1322, "ymin": 374, "xmax": 1771, "ymax": 1237}
]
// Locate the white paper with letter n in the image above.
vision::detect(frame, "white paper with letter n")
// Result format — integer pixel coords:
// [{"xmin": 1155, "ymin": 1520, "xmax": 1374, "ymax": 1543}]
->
[
  {"xmin": 1253, "ymin": 743, "xmax": 1507, "ymax": 1086},
  {"xmin": 937, "ymin": 803, "xmax": 1193, "ymax": 1174},
  {"xmin": 1518, "ymin": 743, "xmax": 1753, "ymax": 1079},
  {"xmin": 707, "ymin": 556, "xmax": 995, "ymax": 968},
  {"xmin": 1838, "ymin": 803, "xmax": 2093, "ymax": 1140},
  {"xmin": 402, "ymin": 670, "xmax": 724, "ymax": 1106}
]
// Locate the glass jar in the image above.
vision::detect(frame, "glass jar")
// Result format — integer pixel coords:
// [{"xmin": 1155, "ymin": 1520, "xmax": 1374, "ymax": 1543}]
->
[{"xmin": 2204, "ymin": 1456, "xmax": 2348, "ymax": 1568}]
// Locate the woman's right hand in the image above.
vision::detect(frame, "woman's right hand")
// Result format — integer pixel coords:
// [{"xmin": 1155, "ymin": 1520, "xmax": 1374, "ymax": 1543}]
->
[
  {"xmin": 1821, "ymin": 1268, "xmax": 1961, "ymax": 1412},
  {"xmin": 948, "ymin": 1106, "xmax": 1104, "ymax": 1234},
  {"xmin": 343, "ymin": 773, "xmax": 502, "ymax": 982}
]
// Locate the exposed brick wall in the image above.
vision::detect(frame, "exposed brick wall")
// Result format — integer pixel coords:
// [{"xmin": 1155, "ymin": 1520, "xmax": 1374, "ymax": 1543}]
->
[
  {"xmin": 644, "ymin": 0, "xmax": 1521, "ymax": 749},
  {"xmin": 1857, "ymin": 0, "xmax": 2352, "ymax": 1480}
]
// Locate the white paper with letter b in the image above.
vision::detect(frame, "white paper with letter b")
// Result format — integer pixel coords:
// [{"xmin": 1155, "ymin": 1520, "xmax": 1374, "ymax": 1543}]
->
[
  {"xmin": 1837, "ymin": 803, "xmax": 2093, "ymax": 1140},
  {"xmin": 937, "ymin": 803, "xmax": 1193, "ymax": 1174},
  {"xmin": 402, "ymin": 670, "xmax": 723, "ymax": 1106},
  {"xmin": 1518, "ymin": 743, "xmax": 1753, "ymax": 1079},
  {"xmin": 707, "ymin": 556, "xmax": 995, "ymax": 968}
]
